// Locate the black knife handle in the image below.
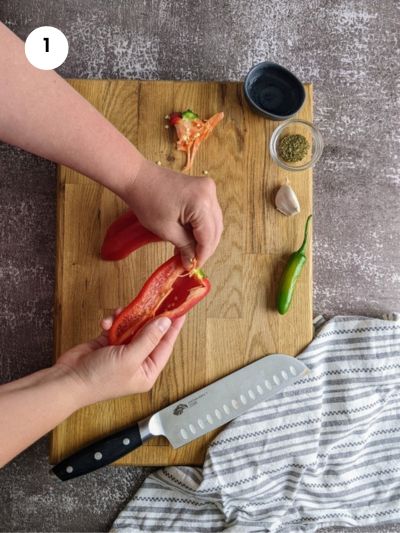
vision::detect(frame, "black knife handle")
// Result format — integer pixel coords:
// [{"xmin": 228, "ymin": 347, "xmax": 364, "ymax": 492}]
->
[{"xmin": 52, "ymin": 423, "xmax": 144, "ymax": 481}]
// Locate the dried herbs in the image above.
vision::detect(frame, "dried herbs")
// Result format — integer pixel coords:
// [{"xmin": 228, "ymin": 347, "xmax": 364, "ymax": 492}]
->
[{"xmin": 278, "ymin": 134, "xmax": 310, "ymax": 163}]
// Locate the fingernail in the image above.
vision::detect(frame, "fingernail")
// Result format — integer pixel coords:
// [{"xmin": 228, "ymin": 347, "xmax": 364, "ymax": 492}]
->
[{"xmin": 156, "ymin": 317, "xmax": 172, "ymax": 333}]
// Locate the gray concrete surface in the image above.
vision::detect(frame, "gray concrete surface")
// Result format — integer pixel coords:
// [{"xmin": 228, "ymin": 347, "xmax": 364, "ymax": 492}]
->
[{"xmin": 0, "ymin": 0, "xmax": 399, "ymax": 531}]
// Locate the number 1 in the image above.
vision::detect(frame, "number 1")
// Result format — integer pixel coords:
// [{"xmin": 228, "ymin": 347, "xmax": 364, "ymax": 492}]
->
[{"xmin": 43, "ymin": 37, "xmax": 49, "ymax": 52}]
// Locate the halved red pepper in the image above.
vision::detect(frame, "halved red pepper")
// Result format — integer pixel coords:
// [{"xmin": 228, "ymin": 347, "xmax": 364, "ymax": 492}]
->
[
  {"xmin": 101, "ymin": 211, "xmax": 161, "ymax": 261},
  {"xmin": 109, "ymin": 255, "xmax": 210, "ymax": 345}
]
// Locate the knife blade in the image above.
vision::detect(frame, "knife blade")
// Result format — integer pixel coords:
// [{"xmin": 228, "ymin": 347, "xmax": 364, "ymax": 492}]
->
[{"xmin": 52, "ymin": 354, "xmax": 308, "ymax": 480}]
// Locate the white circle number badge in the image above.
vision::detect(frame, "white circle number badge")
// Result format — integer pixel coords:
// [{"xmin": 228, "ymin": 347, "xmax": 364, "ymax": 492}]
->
[{"xmin": 25, "ymin": 26, "xmax": 68, "ymax": 70}]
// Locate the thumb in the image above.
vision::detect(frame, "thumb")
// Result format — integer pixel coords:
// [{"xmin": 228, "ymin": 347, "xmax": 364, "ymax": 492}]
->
[
  {"xmin": 168, "ymin": 224, "xmax": 196, "ymax": 270},
  {"xmin": 125, "ymin": 316, "xmax": 172, "ymax": 362}
]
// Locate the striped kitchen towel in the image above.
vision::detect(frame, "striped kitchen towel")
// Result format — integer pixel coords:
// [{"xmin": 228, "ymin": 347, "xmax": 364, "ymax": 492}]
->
[{"xmin": 112, "ymin": 314, "xmax": 400, "ymax": 532}]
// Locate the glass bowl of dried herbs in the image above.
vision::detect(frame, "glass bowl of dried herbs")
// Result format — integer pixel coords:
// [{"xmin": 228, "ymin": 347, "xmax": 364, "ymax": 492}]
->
[{"xmin": 269, "ymin": 119, "xmax": 323, "ymax": 171}]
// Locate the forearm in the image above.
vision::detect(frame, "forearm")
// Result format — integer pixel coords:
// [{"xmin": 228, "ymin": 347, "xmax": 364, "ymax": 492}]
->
[
  {"xmin": 0, "ymin": 22, "xmax": 143, "ymax": 198},
  {"xmin": 0, "ymin": 366, "xmax": 82, "ymax": 467}
]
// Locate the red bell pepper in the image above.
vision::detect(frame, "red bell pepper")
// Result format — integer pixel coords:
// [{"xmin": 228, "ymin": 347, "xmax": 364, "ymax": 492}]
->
[
  {"xmin": 101, "ymin": 211, "xmax": 161, "ymax": 261},
  {"xmin": 108, "ymin": 255, "xmax": 210, "ymax": 345}
]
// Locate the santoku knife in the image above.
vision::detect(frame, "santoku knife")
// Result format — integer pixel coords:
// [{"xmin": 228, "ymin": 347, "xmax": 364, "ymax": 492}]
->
[{"xmin": 52, "ymin": 354, "xmax": 308, "ymax": 480}]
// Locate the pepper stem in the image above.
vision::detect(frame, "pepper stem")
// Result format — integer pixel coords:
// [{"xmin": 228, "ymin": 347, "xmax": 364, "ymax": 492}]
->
[
  {"xmin": 194, "ymin": 268, "xmax": 207, "ymax": 279},
  {"xmin": 298, "ymin": 215, "xmax": 312, "ymax": 255},
  {"xmin": 182, "ymin": 109, "xmax": 199, "ymax": 120}
]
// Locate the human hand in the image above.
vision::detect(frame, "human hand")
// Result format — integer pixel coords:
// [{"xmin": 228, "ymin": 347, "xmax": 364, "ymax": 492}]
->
[
  {"xmin": 55, "ymin": 312, "xmax": 186, "ymax": 406},
  {"xmin": 122, "ymin": 158, "xmax": 223, "ymax": 269}
]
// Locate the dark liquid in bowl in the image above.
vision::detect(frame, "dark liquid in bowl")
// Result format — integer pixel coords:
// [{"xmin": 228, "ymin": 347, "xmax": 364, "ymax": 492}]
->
[{"xmin": 250, "ymin": 70, "xmax": 303, "ymax": 116}]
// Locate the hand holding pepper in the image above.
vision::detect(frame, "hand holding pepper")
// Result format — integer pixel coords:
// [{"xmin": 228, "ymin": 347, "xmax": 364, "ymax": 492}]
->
[
  {"xmin": 55, "ymin": 312, "xmax": 186, "ymax": 405},
  {"xmin": 0, "ymin": 311, "xmax": 185, "ymax": 467},
  {"xmin": 120, "ymin": 158, "xmax": 224, "ymax": 269},
  {"xmin": 0, "ymin": 22, "xmax": 221, "ymax": 466}
]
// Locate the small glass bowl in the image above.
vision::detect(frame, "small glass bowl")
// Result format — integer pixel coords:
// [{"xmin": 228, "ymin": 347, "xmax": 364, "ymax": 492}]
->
[{"xmin": 269, "ymin": 119, "xmax": 323, "ymax": 171}]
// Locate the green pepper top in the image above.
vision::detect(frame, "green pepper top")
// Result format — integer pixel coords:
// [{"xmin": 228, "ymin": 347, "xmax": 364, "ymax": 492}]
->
[
  {"xmin": 182, "ymin": 109, "xmax": 199, "ymax": 120},
  {"xmin": 193, "ymin": 267, "xmax": 207, "ymax": 280}
]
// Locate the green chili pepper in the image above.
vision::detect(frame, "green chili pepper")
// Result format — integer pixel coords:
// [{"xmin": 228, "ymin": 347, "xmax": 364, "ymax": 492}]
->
[{"xmin": 277, "ymin": 215, "xmax": 312, "ymax": 315}]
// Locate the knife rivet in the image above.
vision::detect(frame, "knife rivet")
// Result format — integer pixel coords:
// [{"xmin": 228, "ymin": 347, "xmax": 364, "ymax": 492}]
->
[
  {"xmin": 122, "ymin": 438, "xmax": 130, "ymax": 446},
  {"xmin": 94, "ymin": 452, "xmax": 103, "ymax": 461},
  {"xmin": 66, "ymin": 466, "xmax": 73, "ymax": 474}
]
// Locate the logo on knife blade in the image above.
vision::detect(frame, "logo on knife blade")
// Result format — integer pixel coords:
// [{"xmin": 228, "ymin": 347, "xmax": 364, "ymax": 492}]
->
[{"xmin": 173, "ymin": 403, "xmax": 188, "ymax": 416}]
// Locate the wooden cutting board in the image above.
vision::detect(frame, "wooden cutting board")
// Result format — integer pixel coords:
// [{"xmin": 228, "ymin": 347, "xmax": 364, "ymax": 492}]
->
[{"xmin": 50, "ymin": 80, "xmax": 313, "ymax": 465}]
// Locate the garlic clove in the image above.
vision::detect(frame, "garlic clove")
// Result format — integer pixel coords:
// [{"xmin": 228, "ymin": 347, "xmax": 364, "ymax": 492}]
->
[{"xmin": 275, "ymin": 184, "xmax": 300, "ymax": 216}]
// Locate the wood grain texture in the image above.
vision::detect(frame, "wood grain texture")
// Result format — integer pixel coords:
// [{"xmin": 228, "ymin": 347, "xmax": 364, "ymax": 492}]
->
[{"xmin": 50, "ymin": 80, "xmax": 313, "ymax": 466}]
